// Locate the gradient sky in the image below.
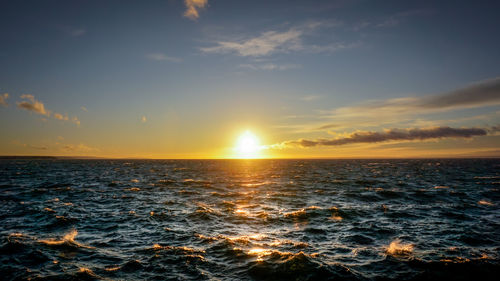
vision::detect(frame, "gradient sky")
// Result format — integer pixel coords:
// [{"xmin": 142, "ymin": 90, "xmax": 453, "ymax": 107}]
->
[{"xmin": 1, "ymin": 0, "xmax": 499, "ymax": 158}]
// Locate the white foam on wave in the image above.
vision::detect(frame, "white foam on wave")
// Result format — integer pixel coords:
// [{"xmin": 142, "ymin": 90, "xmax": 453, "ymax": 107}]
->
[
  {"xmin": 386, "ymin": 239, "xmax": 414, "ymax": 255},
  {"xmin": 38, "ymin": 229, "xmax": 93, "ymax": 249}
]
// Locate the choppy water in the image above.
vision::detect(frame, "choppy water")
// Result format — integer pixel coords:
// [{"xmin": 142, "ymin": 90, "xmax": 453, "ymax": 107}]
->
[{"xmin": 1, "ymin": 159, "xmax": 499, "ymax": 280}]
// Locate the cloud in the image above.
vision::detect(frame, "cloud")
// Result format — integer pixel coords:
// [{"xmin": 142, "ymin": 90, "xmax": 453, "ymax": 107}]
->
[
  {"xmin": 418, "ymin": 77, "xmax": 500, "ymax": 109},
  {"xmin": 321, "ymin": 77, "xmax": 500, "ymax": 126},
  {"xmin": 276, "ymin": 126, "xmax": 489, "ymax": 148},
  {"xmin": 69, "ymin": 28, "xmax": 86, "ymax": 37},
  {"xmin": 63, "ymin": 143, "xmax": 96, "ymax": 152},
  {"xmin": 80, "ymin": 106, "xmax": 88, "ymax": 112},
  {"xmin": 201, "ymin": 22, "xmax": 357, "ymax": 58},
  {"xmin": 12, "ymin": 141, "xmax": 48, "ymax": 150},
  {"xmin": 17, "ymin": 94, "xmax": 50, "ymax": 116},
  {"xmin": 29, "ymin": 144, "xmax": 48, "ymax": 150},
  {"xmin": 201, "ymin": 28, "xmax": 303, "ymax": 57},
  {"xmin": 376, "ymin": 9, "xmax": 433, "ymax": 28},
  {"xmin": 300, "ymin": 95, "xmax": 322, "ymax": 102},
  {"xmin": 59, "ymin": 26, "xmax": 87, "ymax": 37},
  {"xmin": 72, "ymin": 116, "xmax": 80, "ymax": 126},
  {"xmin": 0, "ymin": 93, "xmax": 8, "ymax": 106},
  {"xmin": 53, "ymin": 113, "xmax": 69, "ymax": 121},
  {"xmin": 184, "ymin": 0, "xmax": 208, "ymax": 20},
  {"xmin": 489, "ymin": 125, "xmax": 500, "ymax": 133},
  {"xmin": 146, "ymin": 53, "xmax": 182, "ymax": 63},
  {"xmin": 307, "ymin": 42, "xmax": 361, "ymax": 53},
  {"xmin": 239, "ymin": 63, "xmax": 300, "ymax": 71},
  {"xmin": 274, "ymin": 82, "xmax": 500, "ymax": 137},
  {"xmin": 16, "ymin": 94, "xmax": 80, "ymax": 125},
  {"xmin": 317, "ymin": 124, "xmax": 339, "ymax": 130}
]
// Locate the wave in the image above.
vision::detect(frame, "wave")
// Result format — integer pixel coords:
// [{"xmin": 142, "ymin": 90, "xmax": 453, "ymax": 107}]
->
[{"xmin": 385, "ymin": 239, "xmax": 414, "ymax": 256}]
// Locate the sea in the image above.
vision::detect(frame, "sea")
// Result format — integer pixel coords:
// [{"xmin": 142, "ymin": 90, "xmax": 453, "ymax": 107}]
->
[{"xmin": 0, "ymin": 158, "xmax": 499, "ymax": 280}]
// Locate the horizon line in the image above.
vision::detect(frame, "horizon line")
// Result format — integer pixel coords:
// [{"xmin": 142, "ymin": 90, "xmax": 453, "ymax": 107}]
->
[{"xmin": 1, "ymin": 155, "xmax": 499, "ymax": 160}]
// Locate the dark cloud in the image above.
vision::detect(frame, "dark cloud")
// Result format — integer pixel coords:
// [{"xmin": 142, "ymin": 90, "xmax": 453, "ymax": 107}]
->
[
  {"xmin": 418, "ymin": 77, "xmax": 500, "ymax": 109},
  {"xmin": 317, "ymin": 124, "xmax": 339, "ymax": 130},
  {"xmin": 328, "ymin": 77, "xmax": 500, "ymax": 123},
  {"xmin": 489, "ymin": 125, "xmax": 500, "ymax": 133},
  {"xmin": 283, "ymin": 126, "xmax": 489, "ymax": 148}
]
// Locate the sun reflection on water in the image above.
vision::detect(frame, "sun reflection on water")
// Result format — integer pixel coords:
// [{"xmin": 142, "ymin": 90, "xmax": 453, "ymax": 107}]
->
[{"xmin": 248, "ymin": 248, "xmax": 273, "ymax": 261}]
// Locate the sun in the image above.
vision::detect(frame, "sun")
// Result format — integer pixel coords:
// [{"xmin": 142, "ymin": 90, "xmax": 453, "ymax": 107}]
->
[{"xmin": 235, "ymin": 131, "xmax": 261, "ymax": 158}]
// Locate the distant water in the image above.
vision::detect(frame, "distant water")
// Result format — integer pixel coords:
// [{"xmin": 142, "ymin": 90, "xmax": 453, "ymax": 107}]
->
[{"xmin": 1, "ymin": 159, "xmax": 499, "ymax": 280}]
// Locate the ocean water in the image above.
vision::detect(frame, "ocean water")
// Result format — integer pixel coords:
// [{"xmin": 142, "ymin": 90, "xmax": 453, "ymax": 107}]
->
[{"xmin": 0, "ymin": 159, "xmax": 499, "ymax": 280}]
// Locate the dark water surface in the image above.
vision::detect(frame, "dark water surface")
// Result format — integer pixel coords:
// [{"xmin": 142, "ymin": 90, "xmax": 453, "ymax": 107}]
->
[{"xmin": 1, "ymin": 159, "xmax": 499, "ymax": 280}]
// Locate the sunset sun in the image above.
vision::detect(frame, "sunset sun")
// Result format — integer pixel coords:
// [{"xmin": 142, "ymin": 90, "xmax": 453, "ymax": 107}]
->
[{"xmin": 235, "ymin": 131, "xmax": 261, "ymax": 158}]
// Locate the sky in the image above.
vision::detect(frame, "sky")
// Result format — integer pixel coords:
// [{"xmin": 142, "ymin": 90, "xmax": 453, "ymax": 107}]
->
[{"xmin": 0, "ymin": 0, "xmax": 499, "ymax": 158}]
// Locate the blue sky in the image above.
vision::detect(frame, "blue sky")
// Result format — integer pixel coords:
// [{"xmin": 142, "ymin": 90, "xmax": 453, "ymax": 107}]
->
[{"xmin": 1, "ymin": 0, "xmax": 499, "ymax": 158}]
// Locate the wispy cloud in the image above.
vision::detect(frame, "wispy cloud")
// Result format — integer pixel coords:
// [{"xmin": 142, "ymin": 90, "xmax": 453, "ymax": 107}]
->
[
  {"xmin": 12, "ymin": 140, "xmax": 48, "ymax": 150},
  {"xmin": 17, "ymin": 94, "xmax": 50, "ymax": 116},
  {"xmin": 146, "ymin": 53, "xmax": 182, "ymax": 63},
  {"xmin": 201, "ymin": 29, "xmax": 303, "ymax": 57},
  {"xmin": 273, "ymin": 126, "xmax": 490, "ymax": 149},
  {"xmin": 0, "ymin": 93, "xmax": 8, "ymax": 106},
  {"xmin": 63, "ymin": 143, "xmax": 96, "ymax": 152},
  {"xmin": 316, "ymin": 124, "xmax": 338, "ymax": 130},
  {"xmin": 201, "ymin": 22, "xmax": 356, "ymax": 58},
  {"xmin": 376, "ymin": 9, "xmax": 433, "ymax": 28},
  {"xmin": 80, "ymin": 106, "xmax": 88, "ymax": 112},
  {"xmin": 59, "ymin": 26, "xmax": 87, "ymax": 37},
  {"xmin": 351, "ymin": 9, "xmax": 433, "ymax": 31},
  {"xmin": 29, "ymin": 144, "xmax": 48, "ymax": 150},
  {"xmin": 417, "ymin": 77, "xmax": 500, "ymax": 109},
  {"xmin": 184, "ymin": 0, "xmax": 208, "ymax": 21},
  {"xmin": 307, "ymin": 42, "xmax": 360, "ymax": 53},
  {"xmin": 69, "ymin": 28, "xmax": 86, "ymax": 37},
  {"xmin": 316, "ymin": 77, "xmax": 500, "ymax": 129},
  {"xmin": 328, "ymin": 77, "xmax": 500, "ymax": 116},
  {"xmin": 239, "ymin": 63, "xmax": 300, "ymax": 71},
  {"xmin": 300, "ymin": 95, "xmax": 322, "ymax": 102}
]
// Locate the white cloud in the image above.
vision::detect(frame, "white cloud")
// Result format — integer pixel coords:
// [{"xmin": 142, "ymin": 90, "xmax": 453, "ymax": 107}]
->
[
  {"xmin": 184, "ymin": 0, "xmax": 208, "ymax": 21},
  {"xmin": 239, "ymin": 63, "xmax": 300, "ymax": 71},
  {"xmin": 146, "ymin": 53, "xmax": 182, "ymax": 63},
  {"xmin": 201, "ymin": 22, "xmax": 357, "ymax": 58},
  {"xmin": 201, "ymin": 29, "xmax": 303, "ymax": 57}
]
